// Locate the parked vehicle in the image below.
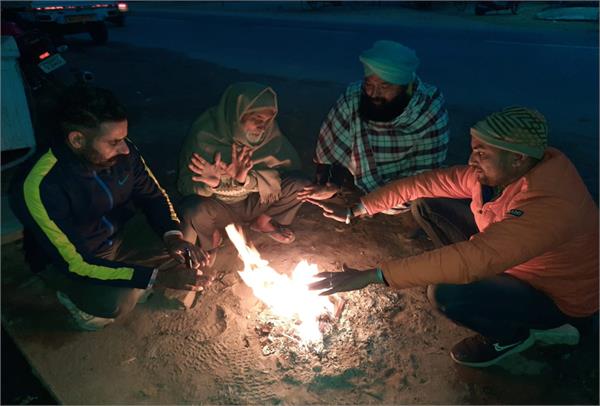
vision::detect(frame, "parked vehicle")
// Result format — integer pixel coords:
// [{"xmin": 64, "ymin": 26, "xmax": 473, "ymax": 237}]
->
[
  {"xmin": 106, "ymin": 2, "xmax": 128, "ymax": 26},
  {"xmin": 1, "ymin": 1, "xmax": 120, "ymax": 44},
  {"xmin": 1, "ymin": 19, "xmax": 94, "ymax": 155},
  {"xmin": 2, "ymin": 20, "xmax": 93, "ymax": 92}
]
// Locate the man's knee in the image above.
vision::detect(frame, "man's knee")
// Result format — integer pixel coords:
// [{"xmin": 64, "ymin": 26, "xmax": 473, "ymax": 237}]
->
[
  {"xmin": 180, "ymin": 196, "xmax": 222, "ymax": 222},
  {"xmin": 427, "ymin": 283, "xmax": 463, "ymax": 316},
  {"xmin": 410, "ymin": 198, "xmax": 432, "ymax": 225},
  {"xmin": 77, "ymin": 287, "xmax": 142, "ymax": 319},
  {"xmin": 281, "ymin": 174, "xmax": 311, "ymax": 194}
]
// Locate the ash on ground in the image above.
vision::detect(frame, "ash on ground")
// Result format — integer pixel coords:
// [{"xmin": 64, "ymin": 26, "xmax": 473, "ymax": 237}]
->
[{"xmin": 250, "ymin": 286, "xmax": 417, "ymax": 395}]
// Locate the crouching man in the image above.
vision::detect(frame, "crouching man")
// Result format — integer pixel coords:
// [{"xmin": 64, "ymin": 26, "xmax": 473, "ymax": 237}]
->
[
  {"xmin": 307, "ymin": 107, "xmax": 598, "ymax": 367},
  {"xmin": 11, "ymin": 86, "xmax": 212, "ymax": 331}
]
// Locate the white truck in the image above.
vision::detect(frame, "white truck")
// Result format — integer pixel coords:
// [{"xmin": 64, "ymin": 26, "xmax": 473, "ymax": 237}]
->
[{"xmin": 1, "ymin": 1, "xmax": 128, "ymax": 44}]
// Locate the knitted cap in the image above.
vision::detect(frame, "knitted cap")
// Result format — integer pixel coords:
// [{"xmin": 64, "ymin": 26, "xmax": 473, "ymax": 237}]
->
[{"xmin": 471, "ymin": 106, "xmax": 548, "ymax": 159}]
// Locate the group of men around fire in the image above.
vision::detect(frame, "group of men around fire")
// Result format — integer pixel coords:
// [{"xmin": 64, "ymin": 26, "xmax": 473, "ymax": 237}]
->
[{"xmin": 12, "ymin": 40, "xmax": 598, "ymax": 368}]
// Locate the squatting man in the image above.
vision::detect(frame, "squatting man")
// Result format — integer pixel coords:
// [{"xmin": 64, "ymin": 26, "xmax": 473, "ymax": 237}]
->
[{"xmin": 306, "ymin": 107, "xmax": 598, "ymax": 368}]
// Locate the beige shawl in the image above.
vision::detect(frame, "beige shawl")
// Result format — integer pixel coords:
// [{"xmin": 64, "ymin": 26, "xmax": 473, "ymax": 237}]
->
[{"xmin": 178, "ymin": 82, "xmax": 300, "ymax": 203}]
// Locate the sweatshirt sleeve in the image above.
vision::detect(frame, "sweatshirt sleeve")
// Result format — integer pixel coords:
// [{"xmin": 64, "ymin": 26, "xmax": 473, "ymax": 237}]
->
[
  {"xmin": 129, "ymin": 143, "xmax": 181, "ymax": 236},
  {"xmin": 361, "ymin": 165, "xmax": 476, "ymax": 215},
  {"xmin": 379, "ymin": 194, "xmax": 579, "ymax": 289},
  {"xmin": 19, "ymin": 152, "xmax": 155, "ymax": 288}
]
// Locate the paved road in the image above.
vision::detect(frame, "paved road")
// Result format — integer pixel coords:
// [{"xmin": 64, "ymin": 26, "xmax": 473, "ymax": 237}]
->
[{"xmin": 103, "ymin": 5, "xmax": 598, "ymax": 196}]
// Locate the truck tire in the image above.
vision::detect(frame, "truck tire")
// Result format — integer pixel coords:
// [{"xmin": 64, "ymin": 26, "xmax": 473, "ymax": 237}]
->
[{"xmin": 88, "ymin": 22, "xmax": 108, "ymax": 44}]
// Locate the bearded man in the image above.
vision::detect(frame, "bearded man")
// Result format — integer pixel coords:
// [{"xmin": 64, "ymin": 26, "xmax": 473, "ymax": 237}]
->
[
  {"xmin": 299, "ymin": 40, "xmax": 449, "ymax": 208},
  {"xmin": 307, "ymin": 107, "xmax": 598, "ymax": 367},
  {"xmin": 11, "ymin": 86, "xmax": 211, "ymax": 331}
]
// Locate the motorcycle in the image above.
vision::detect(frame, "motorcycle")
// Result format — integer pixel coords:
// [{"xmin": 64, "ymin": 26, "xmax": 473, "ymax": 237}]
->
[
  {"xmin": 2, "ymin": 20, "xmax": 93, "ymax": 94},
  {"xmin": 1, "ymin": 19, "xmax": 94, "ymax": 155}
]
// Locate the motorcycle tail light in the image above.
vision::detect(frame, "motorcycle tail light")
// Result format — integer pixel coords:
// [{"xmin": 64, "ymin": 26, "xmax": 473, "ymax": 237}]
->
[
  {"xmin": 38, "ymin": 52, "xmax": 50, "ymax": 60},
  {"xmin": 117, "ymin": 2, "xmax": 128, "ymax": 12}
]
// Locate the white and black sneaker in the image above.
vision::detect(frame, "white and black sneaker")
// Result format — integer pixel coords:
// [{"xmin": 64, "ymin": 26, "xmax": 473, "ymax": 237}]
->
[
  {"xmin": 531, "ymin": 323, "xmax": 580, "ymax": 346},
  {"xmin": 451, "ymin": 324, "xmax": 581, "ymax": 368},
  {"xmin": 450, "ymin": 334, "xmax": 535, "ymax": 367},
  {"xmin": 56, "ymin": 291, "xmax": 114, "ymax": 331}
]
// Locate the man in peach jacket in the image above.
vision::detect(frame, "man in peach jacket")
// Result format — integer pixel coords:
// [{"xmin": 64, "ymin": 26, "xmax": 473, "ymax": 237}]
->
[{"xmin": 306, "ymin": 107, "xmax": 598, "ymax": 368}]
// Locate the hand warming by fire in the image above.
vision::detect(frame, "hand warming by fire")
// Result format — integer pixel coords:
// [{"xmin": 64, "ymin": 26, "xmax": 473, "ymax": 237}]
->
[{"xmin": 224, "ymin": 224, "xmax": 336, "ymax": 343}]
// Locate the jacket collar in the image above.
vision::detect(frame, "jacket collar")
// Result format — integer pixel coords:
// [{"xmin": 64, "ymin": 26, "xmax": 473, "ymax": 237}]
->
[{"xmin": 52, "ymin": 142, "xmax": 100, "ymax": 178}]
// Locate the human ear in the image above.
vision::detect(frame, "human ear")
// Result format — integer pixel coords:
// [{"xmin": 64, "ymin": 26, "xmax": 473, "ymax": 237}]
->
[
  {"xmin": 512, "ymin": 153, "xmax": 527, "ymax": 168},
  {"xmin": 67, "ymin": 131, "xmax": 86, "ymax": 150}
]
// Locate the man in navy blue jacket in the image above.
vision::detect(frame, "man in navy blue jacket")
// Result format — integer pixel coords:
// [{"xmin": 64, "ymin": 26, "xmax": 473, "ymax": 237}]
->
[{"xmin": 12, "ymin": 86, "xmax": 211, "ymax": 330}]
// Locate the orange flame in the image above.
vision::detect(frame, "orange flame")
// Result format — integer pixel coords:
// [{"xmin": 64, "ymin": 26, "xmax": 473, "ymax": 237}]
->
[{"xmin": 225, "ymin": 224, "xmax": 334, "ymax": 342}]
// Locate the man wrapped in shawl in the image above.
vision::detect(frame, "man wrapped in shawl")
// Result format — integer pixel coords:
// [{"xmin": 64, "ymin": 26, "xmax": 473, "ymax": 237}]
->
[
  {"xmin": 299, "ymin": 40, "xmax": 449, "ymax": 210},
  {"xmin": 178, "ymin": 82, "xmax": 309, "ymax": 260}
]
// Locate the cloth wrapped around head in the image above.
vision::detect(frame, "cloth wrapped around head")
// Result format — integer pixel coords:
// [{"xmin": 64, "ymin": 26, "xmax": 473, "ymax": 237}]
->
[
  {"xmin": 359, "ymin": 40, "xmax": 420, "ymax": 85},
  {"xmin": 178, "ymin": 82, "xmax": 300, "ymax": 203},
  {"xmin": 471, "ymin": 106, "xmax": 548, "ymax": 159}
]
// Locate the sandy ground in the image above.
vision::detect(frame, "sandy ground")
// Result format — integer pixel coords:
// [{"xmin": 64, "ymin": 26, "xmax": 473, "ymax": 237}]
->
[{"xmin": 2, "ymin": 4, "xmax": 599, "ymax": 404}]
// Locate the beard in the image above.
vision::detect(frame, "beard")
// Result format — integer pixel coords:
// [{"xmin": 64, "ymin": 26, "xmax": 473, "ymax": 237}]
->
[
  {"xmin": 358, "ymin": 89, "xmax": 410, "ymax": 122},
  {"xmin": 245, "ymin": 130, "xmax": 266, "ymax": 145},
  {"xmin": 82, "ymin": 148, "xmax": 122, "ymax": 169}
]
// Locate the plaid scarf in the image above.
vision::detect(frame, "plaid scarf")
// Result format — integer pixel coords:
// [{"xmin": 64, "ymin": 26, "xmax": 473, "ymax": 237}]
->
[{"xmin": 315, "ymin": 77, "xmax": 449, "ymax": 193}]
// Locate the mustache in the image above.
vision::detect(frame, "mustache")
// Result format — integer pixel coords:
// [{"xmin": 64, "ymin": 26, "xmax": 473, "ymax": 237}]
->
[{"xmin": 358, "ymin": 90, "xmax": 409, "ymax": 122}]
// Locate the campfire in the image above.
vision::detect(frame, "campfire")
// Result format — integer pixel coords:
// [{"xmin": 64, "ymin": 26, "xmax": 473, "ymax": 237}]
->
[{"xmin": 225, "ymin": 224, "xmax": 341, "ymax": 344}]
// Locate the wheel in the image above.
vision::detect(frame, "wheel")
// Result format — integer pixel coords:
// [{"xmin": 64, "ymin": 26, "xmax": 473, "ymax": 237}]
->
[{"xmin": 88, "ymin": 22, "xmax": 108, "ymax": 45}]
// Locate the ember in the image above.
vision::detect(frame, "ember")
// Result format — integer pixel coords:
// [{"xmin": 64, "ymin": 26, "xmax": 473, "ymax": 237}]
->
[{"xmin": 225, "ymin": 224, "xmax": 336, "ymax": 343}]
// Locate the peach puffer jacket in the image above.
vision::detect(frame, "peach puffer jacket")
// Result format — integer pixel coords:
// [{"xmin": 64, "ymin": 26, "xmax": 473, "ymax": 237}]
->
[{"xmin": 361, "ymin": 148, "xmax": 598, "ymax": 317}]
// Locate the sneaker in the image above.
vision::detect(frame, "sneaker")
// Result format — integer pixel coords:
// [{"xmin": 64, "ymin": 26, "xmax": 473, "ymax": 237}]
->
[
  {"xmin": 56, "ymin": 291, "xmax": 114, "ymax": 331},
  {"xmin": 531, "ymin": 323, "xmax": 580, "ymax": 346},
  {"xmin": 450, "ymin": 333, "xmax": 535, "ymax": 368}
]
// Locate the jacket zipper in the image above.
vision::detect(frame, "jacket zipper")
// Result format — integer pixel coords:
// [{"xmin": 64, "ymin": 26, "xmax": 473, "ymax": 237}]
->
[{"xmin": 93, "ymin": 171, "xmax": 115, "ymax": 238}]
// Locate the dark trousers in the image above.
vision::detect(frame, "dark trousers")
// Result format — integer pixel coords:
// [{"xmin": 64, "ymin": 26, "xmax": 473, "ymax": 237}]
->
[
  {"xmin": 179, "ymin": 175, "xmax": 310, "ymax": 249},
  {"xmin": 412, "ymin": 198, "xmax": 596, "ymax": 342},
  {"xmin": 40, "ymin": 233, "xmax": 169, "ymax": 319}
]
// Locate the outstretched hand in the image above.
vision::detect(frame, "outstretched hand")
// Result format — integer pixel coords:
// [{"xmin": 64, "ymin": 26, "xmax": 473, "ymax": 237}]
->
[
  {"xmin": 155, "ymin": 264, "xmax": 214, "ymax": 292},
  {"xmin": 297, "ymin": 183, "xmax": 339, "ymax": 201},
  {"xmin": 303, "ymin": 198, "xmax": 348, "ymax": 223},
  {"xmin": 164, "ymin": 234, "xmax": 212, "ymax": 270},
  {"xmin": 309, "ymin": 264, "xmax": 380, "ymax": 295},
  {"xmin": 188, "ymin": 152, "xmax": 224, "ymax": 188},
  {"xmin": 224, "ymin": 144, "xmax": 254, "ymax": 184}
]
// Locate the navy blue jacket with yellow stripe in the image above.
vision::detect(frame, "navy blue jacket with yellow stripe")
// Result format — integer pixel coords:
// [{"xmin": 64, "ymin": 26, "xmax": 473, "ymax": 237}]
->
[{"xmin": 12, "ymin": 139, "xmax": 180, "ymax": 289}]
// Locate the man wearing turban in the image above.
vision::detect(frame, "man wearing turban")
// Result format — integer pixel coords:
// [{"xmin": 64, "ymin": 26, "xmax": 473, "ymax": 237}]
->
[
  {"xmin": 299, "ymin": 40, "xmax": 449, "ymax": 209},
  {"xmin": 306, "ymin": 107, "xmax": 598, "ymax": 368}
]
